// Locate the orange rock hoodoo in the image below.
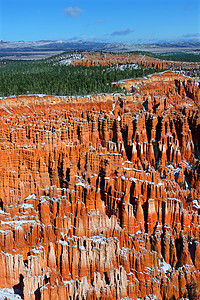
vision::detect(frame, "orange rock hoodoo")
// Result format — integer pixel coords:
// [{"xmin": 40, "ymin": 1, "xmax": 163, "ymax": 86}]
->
[{"xmin": 0, "ymin": 71, "xmax": 199, "ymax": 299}]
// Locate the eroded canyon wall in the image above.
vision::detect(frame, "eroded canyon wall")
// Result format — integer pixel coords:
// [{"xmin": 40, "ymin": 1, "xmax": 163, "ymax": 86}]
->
[{"xmin": 0, "ymin": 71, "xmax": 199, "ymax": 299}]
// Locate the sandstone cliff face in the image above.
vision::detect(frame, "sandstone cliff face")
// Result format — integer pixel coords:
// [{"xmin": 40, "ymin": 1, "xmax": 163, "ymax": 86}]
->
[
  {"xmin": 72, "ymin": 52, "xmax": 200, "ymax": 76},
  {"xmin": 0, "ymin": 71, "xmax": 199, "ymax": 299}
]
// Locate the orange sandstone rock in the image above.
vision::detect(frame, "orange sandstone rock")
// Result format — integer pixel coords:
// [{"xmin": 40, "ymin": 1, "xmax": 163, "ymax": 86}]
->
[{"xmin": 0, "ymin": 70, "xmax": 199, "ymax": 299}]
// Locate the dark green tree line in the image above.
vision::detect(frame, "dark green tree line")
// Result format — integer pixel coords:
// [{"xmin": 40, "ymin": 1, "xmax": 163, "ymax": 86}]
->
[{"xmin": 0, "ymin": 59, "xmax": 162, "ymax": 97}]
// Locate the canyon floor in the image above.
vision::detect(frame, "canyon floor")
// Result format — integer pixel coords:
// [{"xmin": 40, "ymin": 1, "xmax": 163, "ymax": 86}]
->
[{"xmin": 0, "ymin": 53, "xmax": 200, "ymax": 300}]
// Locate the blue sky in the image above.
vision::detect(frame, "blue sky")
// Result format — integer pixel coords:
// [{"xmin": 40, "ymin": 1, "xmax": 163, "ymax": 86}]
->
[{"xmin": 0, "ymin": 0, "xmax": 199, "ymax": 43}]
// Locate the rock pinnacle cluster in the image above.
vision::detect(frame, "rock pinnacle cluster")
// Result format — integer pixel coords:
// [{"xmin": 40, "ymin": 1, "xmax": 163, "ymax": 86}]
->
[{"xmin": 0, "ymin": 67, "xmax": 199, "ymax": 299}]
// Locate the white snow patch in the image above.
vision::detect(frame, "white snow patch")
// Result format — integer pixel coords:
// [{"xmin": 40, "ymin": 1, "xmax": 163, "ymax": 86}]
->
[
  {"xmin": 79, "ymin": 246, "xmax": 85, "ymax": 250},
  {"xmin": 25, "ymin": 194, "xmax": 36, "ymax": 200},
  {"xmin": 1, "ymin": 220, "xmax": 37, "ymax": 226},
  {"xmin": 0, "ymin": 210, "xmax": 9, "ymax": 215},
  {"xmin": 20, "ymin": 203, "xmax": 34, "ymax": 209},
  {"xmin": 58, "ymin": 240, "xmax": 68, "ymax": 246},
  {"xmin": 0, "ymin": 288, "xmax": 23, "ymax": 299},
  {"xmin": 76, "ymin": 181, "xmax": 87, "ymax": 188},
  {"xmin": 159, "ymin": 257, "xmax": 171, "ymax": 273},
  {"xmin": 193, "ymin": 200, "xmax": 200, "ymax": 209},
  {"xmin": 112, "ymin": 102, "xmax": 116, "ymax": 114},
  {"xmin": 2, "ymin": 107, "xmax": 12, "ymax": 114}
]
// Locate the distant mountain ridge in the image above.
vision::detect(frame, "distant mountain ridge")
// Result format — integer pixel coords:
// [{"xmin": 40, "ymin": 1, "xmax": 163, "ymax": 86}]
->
[
  {"xmin": 0, "ymin": 40, "xmax": 200, "ymax": 60},
  {"xmin": 1, "ymin": 40, "xmax": 200, "ymax": 52}
]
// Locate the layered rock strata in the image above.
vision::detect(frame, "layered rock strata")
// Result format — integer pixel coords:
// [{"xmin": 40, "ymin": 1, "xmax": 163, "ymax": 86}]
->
[{"xmin": 0, "ymin": 71, "xmax": 199, "ymax": 299}]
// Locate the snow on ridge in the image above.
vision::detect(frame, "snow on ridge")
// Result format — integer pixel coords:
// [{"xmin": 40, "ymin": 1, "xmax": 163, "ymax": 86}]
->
[{"xmin": 0, "ymin": 220, "xmax": 37, "ymax": 226}]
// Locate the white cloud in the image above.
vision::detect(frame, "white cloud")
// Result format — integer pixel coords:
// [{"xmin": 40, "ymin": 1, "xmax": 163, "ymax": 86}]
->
[
  {"xmin": 67, "ymin": 35, "xmax": 97, "ymax": 41},
  {"xmin": 111, "ymin": 28, "xmax": 133, "ymax": 36},
  {"xmin": 65, "ymin": 6, "xmax": 85, "ymax": 18},
  {"xmin": 182, "ymin": 33, "xmax": 200, "ymax": 39},
  {"xmin": 184, "ymin": 3, "xmax": 191, "ymax": 11},
  {"xmin": 95, "ymin": 19, "xmax": 104, "ymax": 24}
]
